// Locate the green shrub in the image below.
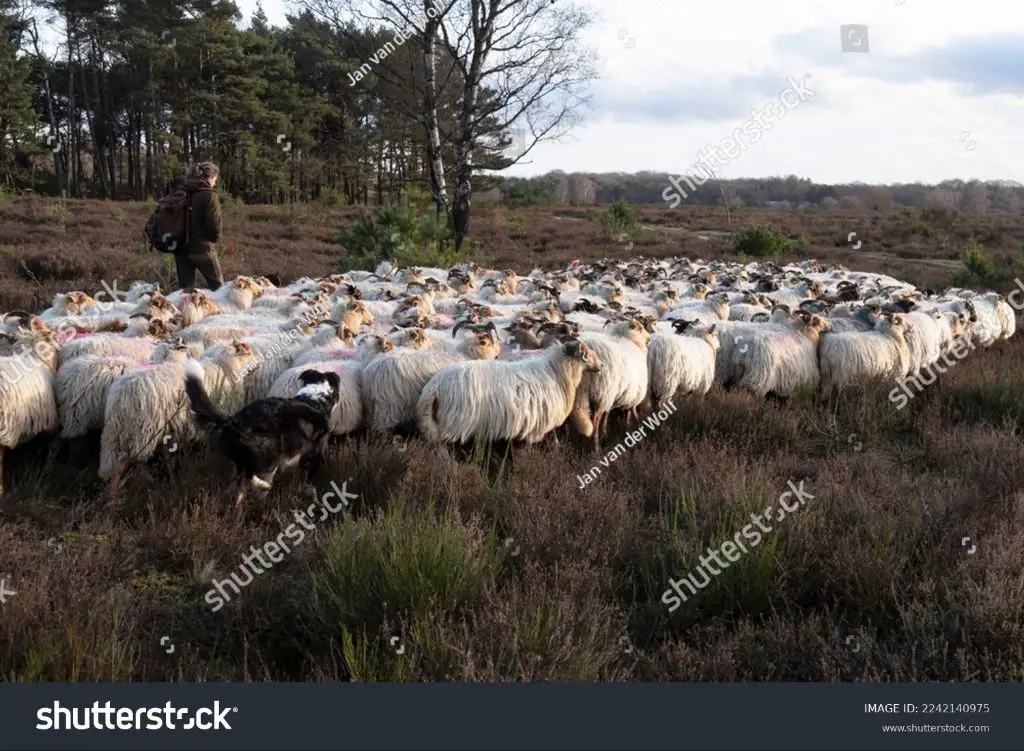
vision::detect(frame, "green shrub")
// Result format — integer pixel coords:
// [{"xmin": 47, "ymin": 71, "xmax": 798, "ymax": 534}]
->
[
  {"xmin": 317, "ymin": 186, "xmax": 345, "ymax": 206},
  {"xmin": 733, "ymin": 224, "xmax": 792, "ymax": 258},
  {"xmin": 505, "ymin": 212, "xmax": 526, "ymax": 235},
  {"xmin": 951, "ymin": 243, "xmax": 1000, "ymax": 286},
  {"xmin": 334, "ymin": 203, "xmax": 470, "ymax": 271},
  {"xmin": 310, "ymin": 502, "xmax": 507, "ymax": 633},
  {"xmin": 504, "ymin": 181, "xmax": 556, "ymax": 207},
  {"xmin": 599, "ymin": 200, "xmax": 640, "ymax": 239}
]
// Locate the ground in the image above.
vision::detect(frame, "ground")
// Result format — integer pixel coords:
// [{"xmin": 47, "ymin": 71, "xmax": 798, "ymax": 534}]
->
[{"xmin": 0, "ymin": 197, "xmax": 1022, "ymax": 681}]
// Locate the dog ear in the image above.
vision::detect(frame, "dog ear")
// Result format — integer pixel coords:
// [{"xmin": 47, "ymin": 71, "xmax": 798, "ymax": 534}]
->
[
  {"xmin": 297, "ymin": 369, "xmax": 323, "ymax": 386},
  {"xmin": 322, "ymin": 371, "xmax": 341, "ymax": 393}
]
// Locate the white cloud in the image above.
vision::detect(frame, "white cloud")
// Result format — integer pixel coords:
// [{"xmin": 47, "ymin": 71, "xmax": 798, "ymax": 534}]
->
[{"xmin": 256, "ymin": 0, "xmax": 1024, "ymax": 184}]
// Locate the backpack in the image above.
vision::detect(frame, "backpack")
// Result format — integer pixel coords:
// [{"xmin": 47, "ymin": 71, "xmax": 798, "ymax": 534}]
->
[{"xmin": 144, "ymin": 189, "xmax": 191, "ymax": 253}]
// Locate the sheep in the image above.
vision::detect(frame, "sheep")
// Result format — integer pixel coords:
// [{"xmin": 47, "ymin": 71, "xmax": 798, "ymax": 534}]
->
[
  {"xmin": 237, "ymin": 322, "xmax": 349, "ymax": 403},
  {"xmin": 663, "ymin": 292, "xmax": 730, "ymax": 324},
  {"xmin": 57, "ymin": 318, "xmax": 174, "ymax": 365},
  {"xmin": 994, "ymin": 295, "xmax": 1016, "ymax": 340},
  {"xmin": 647, "ymin": 321, "xmax": 720, "ymax": 411},
  {"xmin": 362, "ymin": 323, "xmax": 502, "ymax": 434},
  {"xmin": 39, "ymin": 291, "xmax": 98, "ymax": 319},
  {"xmin": 386, "ymin": 326, "xmax": 431, "ymax": 350},
  {"xmin": 211, "ymin": 276, "xmax": 264, "ymax": 313},
  {"xmin": 818, "ymin": 314, "xmax": 912, "ymax": 400},
  {"xmin": 55, "ymin": 354, "xmax": 142, "ymax": 440},
  {"xmin": 99, "ymin": 340, "xmax": 254, "ymax": 488},
  {"xmin": 901, "ymin": 310, "xmax": 946, "ymax": 376},
  {"xmin": 416, "ymin": 338, "xmax": 602, "ymax": 444},
  {"xmin": 571, "ymin": 319, "xmax": 652, "ymax": 448},
  {"xmin": 0, "ymin": 325, "xmax": 60, "ymax": 496},
  {"xmin": 175, "ymin": 290, "xmax": 223, "ymax": 326},
  {"xmin": 267, "ymin": 335, "xmax": 393, "ymax": 435},
  {"xmin": 332, "ymin": 299, "xmax": 376, "ymax": 333},
  {"xmin": 964, "ymin": 292, "xmax": 1011, "ymax": 346},
  {"xmin": 721, "ymin": 313, "xmax": 830, "ymax": 398}
]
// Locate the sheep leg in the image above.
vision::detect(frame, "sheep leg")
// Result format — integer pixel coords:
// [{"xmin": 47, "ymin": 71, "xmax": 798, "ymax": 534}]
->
[
  {"xmin": 234, "ymin": 475, "xmax": 249, "ymax": 507},
  {"xmin": 107, "ymin": 461, "xmax": 127, "ymax": 501},
  {"xmin": 0, "ymin": 445, "xmax": 5, "ymax": 497},
  {"xmin": 591, "ymin": 411, "xmax": 604, "ymax": 450},
  {"xmin": 46, "ymin": 440, "xmax": 62, "ymax": 466}
]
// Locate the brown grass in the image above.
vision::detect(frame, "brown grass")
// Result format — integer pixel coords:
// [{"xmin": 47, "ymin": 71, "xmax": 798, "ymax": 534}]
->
[{"xmin": 0, "ymin": 197, "xmax": 1022, "ymax": 682}]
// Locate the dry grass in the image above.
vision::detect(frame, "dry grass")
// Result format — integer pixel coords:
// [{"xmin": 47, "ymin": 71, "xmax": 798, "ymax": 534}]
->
[{"xmin": 0, "ymin": 197, "xmax": 1022, "ymax": 682}]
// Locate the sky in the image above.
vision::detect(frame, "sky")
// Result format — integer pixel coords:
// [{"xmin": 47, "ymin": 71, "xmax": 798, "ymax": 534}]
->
[{"xmin": 240, "ymin": 0, "xmax": 1024, "ymax": 185}]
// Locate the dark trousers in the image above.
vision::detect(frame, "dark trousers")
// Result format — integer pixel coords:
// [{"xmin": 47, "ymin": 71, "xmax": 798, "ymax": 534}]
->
[{"xmin": 175, "ymin": 249, "xmax": 224, "ymax": 291}]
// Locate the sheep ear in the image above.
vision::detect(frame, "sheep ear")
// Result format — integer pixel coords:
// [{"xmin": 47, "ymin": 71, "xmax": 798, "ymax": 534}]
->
[{"xmin": 707, "ymin": 324, "xmax": 716, "ymax": 333}]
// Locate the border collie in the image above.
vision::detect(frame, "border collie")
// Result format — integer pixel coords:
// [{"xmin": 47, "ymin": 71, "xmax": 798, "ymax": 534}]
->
[{"xmin": 184, "ymin": 359, "xmax": 341, "ymax": 505}]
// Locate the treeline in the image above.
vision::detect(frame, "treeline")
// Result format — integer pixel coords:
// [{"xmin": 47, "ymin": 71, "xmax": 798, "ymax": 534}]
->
[
  {"xmin": 0, "ymin": 0, "xmax": 532, "ymax": 204},
  {"xmin": 502, "ymin": 173, "xmax": 1023, "ymax": 214}
]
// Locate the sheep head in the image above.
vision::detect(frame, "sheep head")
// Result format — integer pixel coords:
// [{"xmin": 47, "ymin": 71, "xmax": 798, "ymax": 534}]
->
[
  {"xmin": 230, "ymin": 340, "xmax": 255, "ymax": 358},
  {"xmin": 235, "ymin": 276, "xmax": 263, "ymax": 298},
  {"xmin": 357, "ymin": 334, "xmax": 394, "ymax": 356},
  {"xmin": 145, "ymin": 319, "xmax": 173, "ymax": 339},
  {"xmin": 562, "ymin": 338, "xmax": 602, "ymax": 372}
]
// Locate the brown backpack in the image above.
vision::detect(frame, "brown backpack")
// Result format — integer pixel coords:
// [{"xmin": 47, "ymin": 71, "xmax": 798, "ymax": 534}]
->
[{"xmin": 144, "ymin": 189, "xmax": 191, "ymax": 253}]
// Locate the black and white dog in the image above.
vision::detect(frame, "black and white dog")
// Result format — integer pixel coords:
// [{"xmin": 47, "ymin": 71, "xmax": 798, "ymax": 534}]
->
[{"xmin": 184, "ymin": 359, "xmax": 341, "ymax": 505}]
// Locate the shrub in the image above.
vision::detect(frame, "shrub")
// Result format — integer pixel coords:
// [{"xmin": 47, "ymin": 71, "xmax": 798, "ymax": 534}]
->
[
  {"xmin": 733, "ymin": 224, "xmax": 792, "ymax": 258},
  {"xmin": 310, "ymin": 502, "xmax": 506, "ymax": 634},
  {"xmin": 951, "ymin": 243, "xmax": 1000, "ymax": 286},
  {"xmin": 317, "ymin": 186, "xmax": 345, "ymax": 207},
  {"xmin": 504, "ymin": 181, "xmax": 556, "ymax": 207},
  {"xmin": 599, "ymin": 200, "xmax": 640, "ymax": 240},
  {"xmin": 334, "ymin": 203, "xmax": 470, "ymax": 272},
  {"xmin": 505, "ymin": 212, "xmax": 526, "ymax": 236}
]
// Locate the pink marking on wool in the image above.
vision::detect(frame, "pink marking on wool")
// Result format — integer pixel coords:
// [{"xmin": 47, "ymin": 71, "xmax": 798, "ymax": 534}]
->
[
  {"xmin": 430, "ymin": 314, "xmax": 455, "ymax": 330},
  {"xmin": 326, "ymin": 348, "xmax": 357, "ymax": 359}
]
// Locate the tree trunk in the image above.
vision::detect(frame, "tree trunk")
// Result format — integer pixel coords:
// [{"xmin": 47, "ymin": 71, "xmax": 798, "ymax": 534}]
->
[
  {"xmin": 421, "ymin": 19, "xmax": 448, "ymax": 221},
  {"xmin": 29, "ymin": 20, "xmax": 64, "ymax": 195}
]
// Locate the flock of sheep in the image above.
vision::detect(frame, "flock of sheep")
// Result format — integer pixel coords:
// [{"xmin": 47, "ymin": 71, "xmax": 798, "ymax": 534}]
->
[{"xmin": 0, "ymin": 255, "xmax": 1014, "ymax": 497}]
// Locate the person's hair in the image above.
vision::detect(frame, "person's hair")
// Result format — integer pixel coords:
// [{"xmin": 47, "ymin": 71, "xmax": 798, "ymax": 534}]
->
[{"xmin": 187, "ymin": 162, "xmax": 220, "ymax": 182}]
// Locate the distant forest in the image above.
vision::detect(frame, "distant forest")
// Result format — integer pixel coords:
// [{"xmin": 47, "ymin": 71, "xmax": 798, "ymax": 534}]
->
[{"xmin": 501, "ymin": 173, "xmax": 1022, "ymax": 214}]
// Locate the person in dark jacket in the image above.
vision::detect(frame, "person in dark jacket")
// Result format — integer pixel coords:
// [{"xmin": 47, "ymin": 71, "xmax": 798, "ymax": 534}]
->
[{"xmin": 177, "ymin": 161, "xmax": 225, "ymax": 291}]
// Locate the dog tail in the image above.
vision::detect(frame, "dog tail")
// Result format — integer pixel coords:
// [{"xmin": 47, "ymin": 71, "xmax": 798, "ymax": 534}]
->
[{"xmin": 184, "ymin": 358, "xmax": 227, "ymax": 431}]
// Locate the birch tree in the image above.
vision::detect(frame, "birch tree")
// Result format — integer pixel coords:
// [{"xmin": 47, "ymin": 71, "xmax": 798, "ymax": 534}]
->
[{"xmin": 298, "ymin": 0, "xmax": 597, "ymax": 248}]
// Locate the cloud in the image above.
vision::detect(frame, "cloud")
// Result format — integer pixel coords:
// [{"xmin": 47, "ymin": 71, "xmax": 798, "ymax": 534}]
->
[
  {"xmin": 774, "ymin": 27, "xmax": 1024, "ymax": 97},
  {"xmin": 593, "ymin": 71, "xmax": 817, "ymax": 124}
]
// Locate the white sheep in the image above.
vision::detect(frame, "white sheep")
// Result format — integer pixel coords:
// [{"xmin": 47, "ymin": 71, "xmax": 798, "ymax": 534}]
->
[
  {"xmin": 416, "ymin": 338, "xmax": 602, "ymax": 444},
  {"xmin": 0, "ymin": 326, "xmax": 60, "ymax": 496},
  {"xmin": 362, "ymin": 325, "xmax": 501, "ymax": 433},
  {"xmin": 55, "ymin": 354, "xmax": 142, "ymax": 439},
  {"xmin": 647, "ymin": 321, "xmax": 720, "ymax": 411},
  {"xmin": 572, "ymin": 319, "xmax": 652, "ymax": 448},
  {"xmin": 663, "ymin": 292, "xmax": 730, "ymax": 324},
  {"xmin": 721, "ymin": 314, "xmax": 830, "ymax": 398},
  {"xmin": 99, "ymin": 340, "xmax": 254, "ymax": 487},
  {"xmin": 57, "ymin": 318, "xmax": 173, "ymax": 365},
  {"xmin": 819, "ymin": 314, "xmax": 912, "ymax": 400}
]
